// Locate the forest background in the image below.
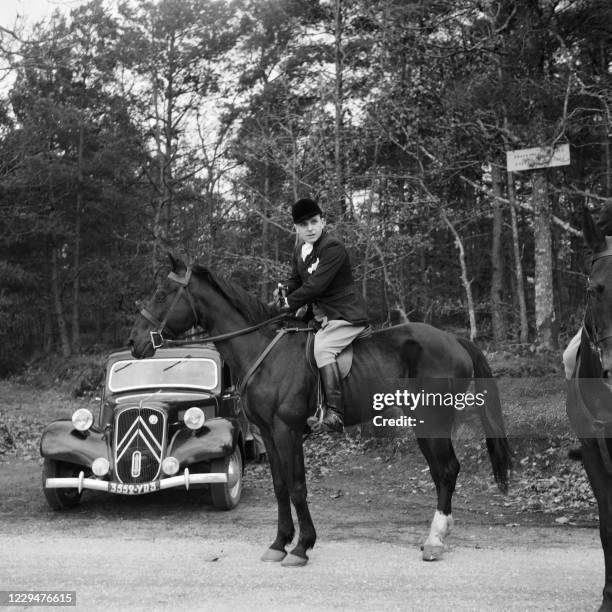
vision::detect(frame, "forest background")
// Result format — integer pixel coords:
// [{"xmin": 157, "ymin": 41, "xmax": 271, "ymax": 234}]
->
[{"xmin": 0, "ymin": 0, "xmax": 610, "ymax": 374}]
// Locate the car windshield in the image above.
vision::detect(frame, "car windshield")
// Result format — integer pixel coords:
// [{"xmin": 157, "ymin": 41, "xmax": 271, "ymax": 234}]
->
[{"xmin": 108, "ymin": 358, "xmax": 218, "ymax": 392}]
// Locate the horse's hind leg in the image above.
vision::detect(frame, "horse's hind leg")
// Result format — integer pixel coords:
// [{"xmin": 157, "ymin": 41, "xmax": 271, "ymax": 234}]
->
[
  {"xmin": 417, "ymin": 436, "xmax": 460, "ymax": 562},
  {"xmin": 259, "ymin": 430, "xmax": 295, "ymax": 563}
]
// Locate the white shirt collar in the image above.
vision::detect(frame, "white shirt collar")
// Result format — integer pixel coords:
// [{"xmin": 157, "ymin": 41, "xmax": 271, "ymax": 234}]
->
[{"xmin": 301, "ymin": 242, "xmax": 313, "ymax": 261}]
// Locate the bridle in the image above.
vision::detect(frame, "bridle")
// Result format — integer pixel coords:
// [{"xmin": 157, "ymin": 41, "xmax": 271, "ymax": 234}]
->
[
  {"xmin": 137, "ymin": 269, "xmax": 200, "ymax": 350},
  {"xmin": 136, "ymin": 267, "xmax": 304, "ymax": 397},
  {"xmin": 137, "ymin": 267, "xmax": 291, "ymax": 351},
  {"xmin": 584, "ymin": 246, "xmax": 612, "ymax": 363}
]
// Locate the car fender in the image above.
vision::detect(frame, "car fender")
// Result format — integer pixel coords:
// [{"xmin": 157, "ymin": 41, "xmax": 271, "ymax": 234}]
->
[
  {"xmin": 168, "ymin": 418, "xmax": 238, "ymax": 465},
  {"xmin": 40, "ymin": 420, "xmax": 107, "ymax": 467}
]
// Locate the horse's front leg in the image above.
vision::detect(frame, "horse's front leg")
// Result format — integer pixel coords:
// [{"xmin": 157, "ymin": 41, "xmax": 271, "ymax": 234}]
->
[
  {"xmin": 418, "ymin": 437, "xmax": 459, "ymax": 562},
  {"xmin": 259, "ymin": 429, "xmax": 294, "ymax": 563},
  {"xmin": 272, "ymin": 416, "xmax": 316, "ymax": 567}
]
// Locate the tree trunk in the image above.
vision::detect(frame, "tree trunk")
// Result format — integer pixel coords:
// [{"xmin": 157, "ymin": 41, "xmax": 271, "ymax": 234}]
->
[
  {"xmin": 360, "ymin": 188, "xmax": 374, "ymax": 301},
  {"xmin": 532, "ymin": 170, "xmax": 557, "ymax": 349},
  {"xmin": 441, "ymin": 209, "xmax": 477, "ymax": 341},
  {"xmin": 600, "ymin": 40, "xmax": 611, "ymax": 197},
  {"xmin": 164, "ymin": 31, "xmax": 176, "ymax": 237},
  {"xmin": 333, "ymin": 0, "xmax": 345, "ymax": 219},
  {"xmin": 260, "ymin": 162, "xmax": 270, "ymax": 301},
  {"xmin": 51, "ymin": 246, "xmax": 71, "ymax": 358},
  {"xmin": 490, "ymin": 162, "xmax": 506, "ymax": 342},
  {"xmin": 152, "ymin": 82, "xmax": 165, "ymax": 276},
  {"xmin": 71, "ymin": 122, "xmax": 84, "ymax": 353},
  {"xmin": 44, "ymin": 306, "xmax": 53, "ymax": 355},
  {"xmin": 507, "ymin": 171, "xmax": 529, "ymax": 343}
]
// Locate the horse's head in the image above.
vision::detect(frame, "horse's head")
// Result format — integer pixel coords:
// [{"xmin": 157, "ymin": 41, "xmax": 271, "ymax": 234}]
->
[
  {"xmin": 583, "ymin": 206, "xmax": 612, "ymax": 380},
  {"xmin": 128, "ymin": 254, "xmax": 199, "ymax": 359}
]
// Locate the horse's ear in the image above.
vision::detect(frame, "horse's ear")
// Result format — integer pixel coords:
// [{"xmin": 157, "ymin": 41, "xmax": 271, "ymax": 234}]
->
[
  {"xmin": 167, "ymin": 252, "xmax": 187, "ymax": 274},
  {"xmin": 583, "ymin": 206, "xmax": 606, "ymax": 254}
]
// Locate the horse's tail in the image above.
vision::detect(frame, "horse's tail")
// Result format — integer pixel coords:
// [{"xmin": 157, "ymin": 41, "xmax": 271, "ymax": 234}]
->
[{"xmin": 456, "ymin": 336, "xmax": 512, "ymax": 493}]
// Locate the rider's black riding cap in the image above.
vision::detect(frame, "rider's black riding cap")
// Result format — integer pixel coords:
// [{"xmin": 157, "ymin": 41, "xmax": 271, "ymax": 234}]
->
[{"xmin": 292, "ymin": 198, "xmax": 323, "ymax": 224}]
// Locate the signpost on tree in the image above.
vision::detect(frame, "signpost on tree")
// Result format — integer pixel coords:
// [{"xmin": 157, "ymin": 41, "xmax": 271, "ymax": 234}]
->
[
  {"xmin": 505, "ymin": 143, "xmax": 570, "ymax": 351},
  {"xmin": 506, "ymin": 144, "xmax": 570, "ymax": 173}
]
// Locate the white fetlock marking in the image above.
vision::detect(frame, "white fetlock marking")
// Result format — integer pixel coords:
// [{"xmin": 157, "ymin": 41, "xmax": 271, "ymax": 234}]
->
[{"xmin": 424, "ymin": 510, "xmax": 453, "ymax": 548}]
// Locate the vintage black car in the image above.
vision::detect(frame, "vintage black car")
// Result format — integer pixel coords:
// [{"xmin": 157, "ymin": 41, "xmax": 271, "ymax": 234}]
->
[{"xmin": 40, "ymin": 344, "xmax": 259, "ymax": 511}]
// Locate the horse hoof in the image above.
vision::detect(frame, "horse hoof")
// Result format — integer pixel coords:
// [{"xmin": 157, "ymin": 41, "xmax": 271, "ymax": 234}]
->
[
  {"xmin": 261, "ymin": 548, "xmax": 287, "ymax": 562},
  {"xmin": 422, "ymin": 544, "xmax": 444, "ymax": 561},
  {"xmin": 281, "ymin": 553, "xmax": 308, "ymax": 567}
]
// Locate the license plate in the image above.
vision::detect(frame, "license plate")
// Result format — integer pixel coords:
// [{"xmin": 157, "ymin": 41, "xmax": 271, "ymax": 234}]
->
[{"xmin": 108, "ymin": 481, "xmax": 160, "ymax": 495}]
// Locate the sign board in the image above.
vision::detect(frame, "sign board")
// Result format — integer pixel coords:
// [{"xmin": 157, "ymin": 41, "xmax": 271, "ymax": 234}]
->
[{"xmin": 506, "ymin": 143, "xmax": 570, "ymax": 172}]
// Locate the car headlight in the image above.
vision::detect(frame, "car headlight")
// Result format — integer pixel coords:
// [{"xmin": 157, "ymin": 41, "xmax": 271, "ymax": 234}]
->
[
  {"xmin": 72, "ymin": 408, "xmax": 93, "ymax": 432},
  {"xmin": 184, "ymin": 407, "xmax": 205, "ymax": 430}
]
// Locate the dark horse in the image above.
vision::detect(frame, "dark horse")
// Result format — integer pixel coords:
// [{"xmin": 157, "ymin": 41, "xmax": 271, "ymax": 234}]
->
[
  {"xmin": 128, "ymin": 255, "xmax": 511, "ymax": 566},
  {"xmin": 566, "ymin": 208, "xmax": 612, "ymax": 612}
]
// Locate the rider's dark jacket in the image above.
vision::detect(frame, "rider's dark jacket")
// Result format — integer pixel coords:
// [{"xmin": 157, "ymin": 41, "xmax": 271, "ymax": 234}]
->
[{"xmin": 285, "ymin": 230, "xmax": 368, "ymax": 325}]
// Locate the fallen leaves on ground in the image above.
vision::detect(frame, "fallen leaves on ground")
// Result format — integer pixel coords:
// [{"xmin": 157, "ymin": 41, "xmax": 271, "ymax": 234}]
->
[
  {"xmin": 245, "ymin": 432, "xmax": 598, "ymax": 525},
  {"xmin": 0, "ymin": 413, "xmax": 47, "ymax": 460},
  {"xmin": 1, "ymin": 384, "xmax": 599, "ymax": 526}
]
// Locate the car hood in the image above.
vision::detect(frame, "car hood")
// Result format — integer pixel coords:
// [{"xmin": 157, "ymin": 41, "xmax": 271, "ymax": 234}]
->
[{"xmin": 107, "ymin": 390, "xmax": 219, "ymax": 410}]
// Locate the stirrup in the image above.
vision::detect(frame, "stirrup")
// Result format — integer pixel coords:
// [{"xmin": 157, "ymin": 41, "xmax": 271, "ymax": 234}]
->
[
  {"xmin": 307, "ymin": 402, "xmax": 325, "ymax": 433},
  {"xmin": 307, "ymin": 409, "xmax": 343, "ymax": 434}
]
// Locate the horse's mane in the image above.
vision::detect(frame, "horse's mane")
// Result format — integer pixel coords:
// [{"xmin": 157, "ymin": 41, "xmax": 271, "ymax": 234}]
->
[{"xmin": 191, "ymin": 264, "xmax": 277, "ymax": 325}]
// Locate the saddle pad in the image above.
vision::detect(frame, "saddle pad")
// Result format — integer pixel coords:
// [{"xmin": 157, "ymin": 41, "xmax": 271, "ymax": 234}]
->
[{"xmin": 305, "ymin": 324, "xmax": 373, "ymax": 379}]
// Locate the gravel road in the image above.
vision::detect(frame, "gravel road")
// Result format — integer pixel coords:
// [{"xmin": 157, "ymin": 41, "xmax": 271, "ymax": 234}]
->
[
  {"xmin": 0, "ymin": 447, "xmax": 604, "ymax": 611},
  {"xmin": 0, "ymin": 516, "xmax": 603, "ymax": 611}
]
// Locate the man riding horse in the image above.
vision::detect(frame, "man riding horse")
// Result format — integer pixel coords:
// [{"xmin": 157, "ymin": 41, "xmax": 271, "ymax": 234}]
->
[
  {"xmin": 128, "ymin": 210, "xmax": 512, "ymax": 565},
  {"xmin": 276, "ymin": 197, "xmax": 369, "ymax": 432}
]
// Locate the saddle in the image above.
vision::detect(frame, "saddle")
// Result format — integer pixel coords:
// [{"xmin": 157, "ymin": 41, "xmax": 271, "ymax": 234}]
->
[
  {"xmin": 304, "ymin": 325, "xmax": 372, "ymax": 431},
  {"xmin": 304, "ymin": 325, "xmax": 373, "ymax": 379}
]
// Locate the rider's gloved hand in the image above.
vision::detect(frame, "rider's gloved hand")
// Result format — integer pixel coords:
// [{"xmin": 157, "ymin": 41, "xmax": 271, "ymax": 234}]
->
[{"xmin": 294, "ymin": 305, "xmax": 308, "ymax": 319}]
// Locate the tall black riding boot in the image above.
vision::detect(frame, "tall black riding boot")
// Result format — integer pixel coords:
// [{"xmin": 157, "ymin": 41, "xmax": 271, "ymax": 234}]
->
[{"xmin": 319, "ymin": 362, "xmax": 344, "ymax": 433}]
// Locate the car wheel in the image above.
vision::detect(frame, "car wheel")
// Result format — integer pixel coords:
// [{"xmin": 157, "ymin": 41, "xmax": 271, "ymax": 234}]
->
[
  {"xmin": 42, "ymin": 458, "xmax": 83, "ymax": 510},
  {"xmin": 210, "ymin": 447, "xmax": 243, "ymax": 510}
]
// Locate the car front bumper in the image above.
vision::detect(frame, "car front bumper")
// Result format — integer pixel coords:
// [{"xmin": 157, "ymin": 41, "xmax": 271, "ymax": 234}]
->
[{"xmin": 45, "ymin": 468, "xmax": 227, "ymax": 495}]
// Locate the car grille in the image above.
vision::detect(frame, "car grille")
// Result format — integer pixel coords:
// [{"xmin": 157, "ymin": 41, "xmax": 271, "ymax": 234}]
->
[{"xmin": 114, "ymin": 406, "xmax": 166, "ymax": 483}]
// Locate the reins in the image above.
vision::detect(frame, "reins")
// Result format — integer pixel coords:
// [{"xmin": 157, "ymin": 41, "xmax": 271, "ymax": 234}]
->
[
  {"xmin": 138, "ymin": 267, "xmax": 310, "ymax": 396},
  {"xmin": 162, "ymin": 313, "xmax": 292, "ymax": 345}
]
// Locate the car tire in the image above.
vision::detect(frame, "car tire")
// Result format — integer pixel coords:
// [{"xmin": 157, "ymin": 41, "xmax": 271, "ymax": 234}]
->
[
  {"xmin": 210, "ymin": 447, "xmax": 243, "ymax": 510},
  {"xmin": 42, "ymin": 458, "xmax": 83, "ymax": 510}
]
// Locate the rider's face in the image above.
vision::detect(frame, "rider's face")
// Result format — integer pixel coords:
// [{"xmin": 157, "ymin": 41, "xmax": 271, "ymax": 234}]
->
[{"xmin": 295, "ymin": 215, "xmax": 324, "ymax": 244}]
